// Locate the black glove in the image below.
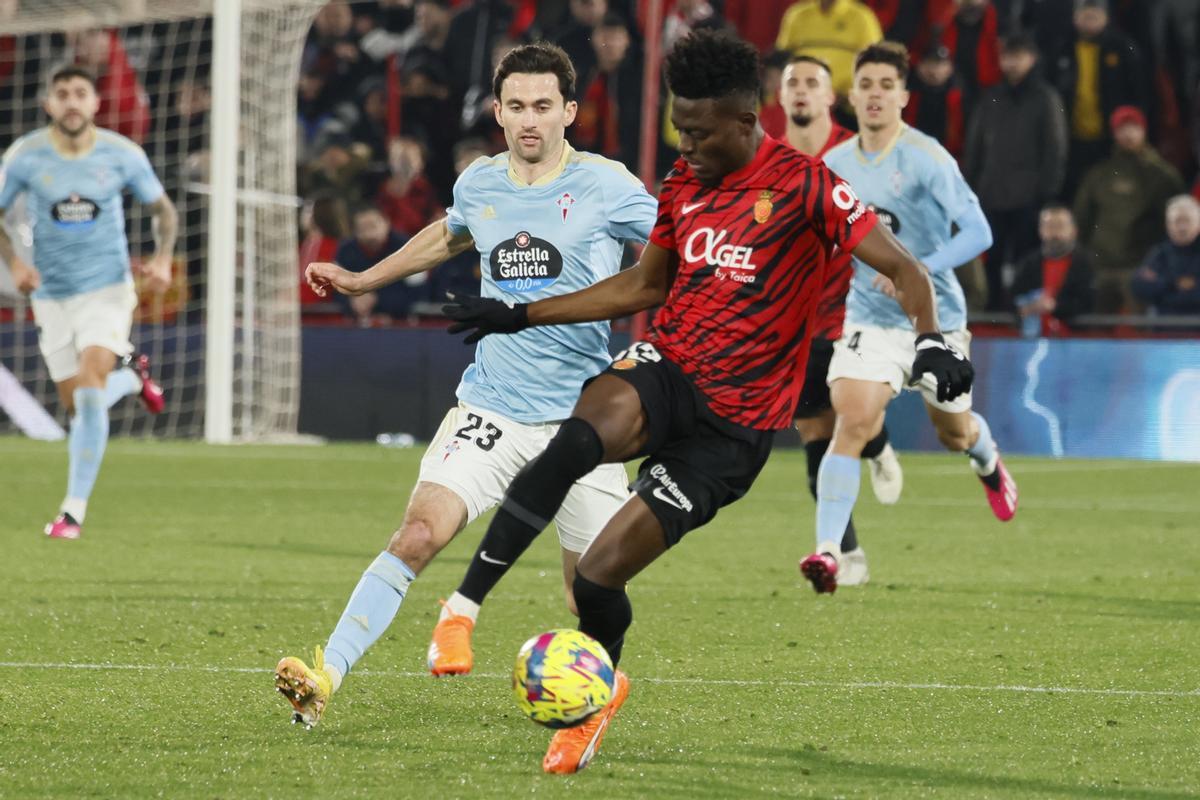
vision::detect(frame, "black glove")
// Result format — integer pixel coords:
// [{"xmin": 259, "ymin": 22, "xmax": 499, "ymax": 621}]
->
[
  {"xmin": 909, "ymin": 333, "xmax": 974, "ymax": 403},
  {"xmin": 442, "ymin": 293, "xmax": 530, "ymax": 344}
]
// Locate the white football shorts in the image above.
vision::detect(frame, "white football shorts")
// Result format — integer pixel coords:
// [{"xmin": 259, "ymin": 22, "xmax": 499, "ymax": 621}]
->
[
  {"xmin": 30, "ymin": 281, "xmax": 137, "ymax": 382},
  {"xmin": 827, "ymin": 323, "xmax": 974, "ymax": 413},
  {"xmin": 418, "ymin": 402, "xmax": 632, "ymax": 553}
]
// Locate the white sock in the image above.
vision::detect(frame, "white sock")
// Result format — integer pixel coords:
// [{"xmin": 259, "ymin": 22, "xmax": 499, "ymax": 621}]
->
[
  {"xmin": 441, "ymin": 591, "xmax": 480, "ymax": 622},
  {"xmin": 325, "ymin": 664, "xmax": 343, "ymax": 693},
  {"xmin": 61, "ymin": 497, "xmax": 88, "ymax": 523}
]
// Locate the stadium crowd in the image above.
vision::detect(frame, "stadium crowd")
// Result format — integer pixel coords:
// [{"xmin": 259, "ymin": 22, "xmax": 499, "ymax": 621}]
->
[{"xmin": 3, "ymin": 0, "xmax": 1199, "ymax": 327}]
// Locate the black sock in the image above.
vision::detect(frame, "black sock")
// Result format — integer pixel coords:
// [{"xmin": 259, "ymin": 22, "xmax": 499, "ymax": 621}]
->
[
  {"xmin": 860, "ymin": 426, "xmax": 890, "ymax": 460},
  {"xmin": 457, "ymin": 417, "xmax": 604, "ymax": 604},
  {"xmin": 803, "ymin": 439, "xmax": 829, "ymax": 500},
  {"xmin": 573, "ymin": 571, "xmax": 632, "ymax": 667},
  {"xmin": 804, "ymin": 437, "xmax": 858, "ymax": 551}
]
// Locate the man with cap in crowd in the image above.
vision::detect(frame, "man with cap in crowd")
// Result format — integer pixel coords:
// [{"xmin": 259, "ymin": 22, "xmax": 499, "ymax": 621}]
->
[{"xmin": 1073, "ymin": 105, "xmax": 1185, "ymax": 312}]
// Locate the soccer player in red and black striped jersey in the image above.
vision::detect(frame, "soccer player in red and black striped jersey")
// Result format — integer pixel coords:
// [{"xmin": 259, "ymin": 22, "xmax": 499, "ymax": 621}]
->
[
  {"xmin": 442, "ymin": 30, "xmax": 972, "ymax": 775},
  {"xmin": 781, "ymin": 54, "xmax": 901, "ymax": 588}
]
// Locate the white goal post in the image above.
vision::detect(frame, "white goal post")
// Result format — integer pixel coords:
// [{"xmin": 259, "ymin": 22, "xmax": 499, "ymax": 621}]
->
[{"xmin": 0, "ymin": 0, "xmax": 323, "ymax": 442}]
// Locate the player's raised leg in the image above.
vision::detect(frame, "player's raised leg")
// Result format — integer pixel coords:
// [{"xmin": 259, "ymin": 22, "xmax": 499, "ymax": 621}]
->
[
  {"xmin": 926, "ymin": 405, "xmax": 1018, "ymax": 521},
  {"xmin": 275, "ymin": 480, "xmax": 466, "ymax": 726},
  {"xmin": 543, "ymin": 497, "xmax": 661, "ymax": 774},
  {"xmin": 800, "ymin": 377, "xmax": 893, "ymax": 593},
  {"xmin": 449, "ymin": 375, "xmax": 648, "ymax": 634}
]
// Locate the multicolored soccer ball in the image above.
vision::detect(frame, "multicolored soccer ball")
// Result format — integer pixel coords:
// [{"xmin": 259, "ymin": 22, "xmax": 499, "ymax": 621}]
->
[{"xmin": 512, "ymin": 629, "xmax": 615, "ymax": 729}]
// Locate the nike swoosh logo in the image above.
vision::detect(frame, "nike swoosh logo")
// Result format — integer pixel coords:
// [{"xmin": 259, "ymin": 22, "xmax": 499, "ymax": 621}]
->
[
  {"xmin": 479, "ymin": 551, "xmax": 508, "ymax": 566},
  {"xmin": 651, "ymin": 486, "xmax": 684, "ymax": 510},
  {"xmin": 681, "ymin": 201, "xmax": 705, "ymax": 214},
  {"xmin": 351, "ymin": 614, "xmax": 370, "ymax": 631}
]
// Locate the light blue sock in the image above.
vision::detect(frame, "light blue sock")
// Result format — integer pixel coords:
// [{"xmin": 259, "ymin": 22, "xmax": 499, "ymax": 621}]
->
[
  {"xmin": 103, "ymin": 367, "xmax": 141, "ymax": 409},
  {"xmin": 966, "ymin": 412, "xmax": 998, "ymax": 470},
  {"xmin": 324, "ymin": 551, "xmax": 416, "ymax": 678},
  {"xmin": 815, "ymin": 453, "xmax": 861, "ymax": 551},
  {"xmin": 64, "ymin": 387, "xmax": 109, "ymax": 521}
]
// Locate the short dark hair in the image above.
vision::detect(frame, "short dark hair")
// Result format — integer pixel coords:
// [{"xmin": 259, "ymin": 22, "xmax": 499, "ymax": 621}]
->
[
  {"xmin": 854, "ymin": 41, "xmax": 910, "ymax": 83},
  {"xmin": 665, "ymin": 29, "xmax": 760, "ymax": 103},
  {"xmin": 1040, "ymin": 203, "xmax": 1074, "ymax": 217},
  {"xmin": 351, "ymin": 203, "xmax": 385, "ymax": 220},
  {"xmin": 50, "ymin": 65, "xmax": 97, "ymax": 89},
  {"xmin": 1001, "ymin": 31, "xmax": 1039, "ymax": 55},
  {"xmin": 787, "ymin": 54, "xmax": 833, "ymax": 77},
  {"xmin": 492, "ymin": 42, "xmax": 576, "ymax": 102}
]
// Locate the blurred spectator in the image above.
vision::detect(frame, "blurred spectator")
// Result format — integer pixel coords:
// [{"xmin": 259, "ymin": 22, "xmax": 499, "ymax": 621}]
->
[
  {"xmin": 428, "ymin": 139, "xmax": 489, "ymax": 303},
  {"xmin": 552, "ymin": 0, "xmax": 608, "ymax": 86},
  {"xmin": 303, "ymin": 1, "xmax": 373, "ymax": 90},
  {"xmin": 758, "ymin": 49, "xmax": 792, "ymax": 140},
  {"xmin": 347, "ymin": 77, "xmax": 390, "ymax": 162},
  {"xmin": 904, "ymin": 45, "xmax": 965, "ymax": 158},
  {"xmin": 863, "ymin": 0, "xmax": 930, "ymax": 48},
  {"xmin": 572, "ymin": 13, "xmax": 642, "ymax": 167},
  {"xmin": 1017, "ymin": 0, "xmax": 1076, "ymax": 61},
  {"xmin": 915, "ymin": 0, "xmax": 1002, "ymax": 123},
  {"xmin": 1131, "ymin": 195, "xmax": 1200, "ymax": 314},
  {"xmin": 67, "ymin": 29, "xmax": 150, "ymax": 142},
  {"xmin": 723, "ymin": 0, "xmax": 794, "ymax": 53},
  {"xmin": 1074, "ymin": 105, "xmax": 1185, "ymax": 312},
  {"xmin": 964, "ymin": 31, "xmax": 1067, "ymax": 309},
  {"xmin": 302, "ymin": 130, "xmax": 372, "ymax": 208},
  {"xmin": 448, "ymin": 0, "xmax": 518, "ymax": 131},
  {"xmin": 299, "ymin": 193, "xmax": 351, "ymax": 307},
  {"xmin": 376, "ymin": 136, "xmax": 442, "ymax": 236},
  {"xmin": 1011, "ymin": 204, "xmax": 1095, "ymax": 336},
  {"xmin": 298, "ymin": 69, "xmax": 340, "ymax": 163},
  {"xmin": 334, "ymin": 206, "xmax": 424, "ymax": 324},
  {"xmin": 663, "ymin": 0, "xmax": 724, "ymax": 54},
  {"xmin": 1050, "ymin": 0, "xmax": 1147, "ymax": 199},
  {"xmin": 399, "ymin": 50, "xmax": 457, "ymax": 201},
  {"xmin": 775, "ymin": 0, "xmax": 883, "ymax": 98}
]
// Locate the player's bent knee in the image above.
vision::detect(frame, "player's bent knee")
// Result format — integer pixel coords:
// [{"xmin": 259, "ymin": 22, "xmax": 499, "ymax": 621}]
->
[{"xmin": 386, "ymin": 519, "xmax": 444, "ymax": 573}]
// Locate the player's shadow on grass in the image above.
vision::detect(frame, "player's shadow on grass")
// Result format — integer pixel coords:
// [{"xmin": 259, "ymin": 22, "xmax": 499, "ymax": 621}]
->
[{"xmin": 747, "ymin": 746, "xmax": 1191, "ymax": 798}]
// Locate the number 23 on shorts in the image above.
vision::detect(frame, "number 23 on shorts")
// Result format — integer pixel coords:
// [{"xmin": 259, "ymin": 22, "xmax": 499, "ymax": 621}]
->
[{"xmin": 455, "ymin": 412, "xmax": 503, "ymax": 451}]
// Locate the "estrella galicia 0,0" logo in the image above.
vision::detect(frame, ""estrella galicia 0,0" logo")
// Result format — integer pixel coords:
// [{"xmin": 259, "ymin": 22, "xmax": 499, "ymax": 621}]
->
[
  {"xmin": 51, "ymin": 194, "xmax": 100, "ymax": 226},
  {"xmin": 490, "ymin": 230, "xmax": 564, "ymax": 292}
]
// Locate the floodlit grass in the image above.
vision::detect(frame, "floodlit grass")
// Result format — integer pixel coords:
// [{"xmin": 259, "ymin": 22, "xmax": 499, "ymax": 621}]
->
[{"xmin": 2, "ymin": 438, "xmax": 1197, "ymax": 798}]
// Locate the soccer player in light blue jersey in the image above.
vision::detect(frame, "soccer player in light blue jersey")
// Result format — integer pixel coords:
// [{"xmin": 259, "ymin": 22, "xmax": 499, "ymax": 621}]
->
[
  {"xmin": 274, "ymin": 43, "xmax": 657, "ymax": 728},
  {"xmin": 799, "ymin": 43, "xmax": 1019, "ymax": 594},
  {"xmin": 0, "ymin": 66, "xmax": 176, "ymax": 541}
]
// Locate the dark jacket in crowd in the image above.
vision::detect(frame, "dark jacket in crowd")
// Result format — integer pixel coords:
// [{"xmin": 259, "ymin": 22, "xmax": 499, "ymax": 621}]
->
[
  {"xmin": 964, "ymin": 73, "xmax": 1068, "ymax": 210},
  {"xmin": 1048, "ymin": 25, "xmax": 1146, "ymax": 133},
  {"xmin": 1130, "ymin": 239, "xmax": 1200, "ymax": 314},
  {"xmin": 1074, "ymin": 148, "xmax": 1186, "ymax": 271},
  {"xmin": 1010, "ymin": 247, "xmax": 1096, "ymax": 324},
  {"xmin": 334, "ymin": 230, "xmax": 421, "ymax": 318}
]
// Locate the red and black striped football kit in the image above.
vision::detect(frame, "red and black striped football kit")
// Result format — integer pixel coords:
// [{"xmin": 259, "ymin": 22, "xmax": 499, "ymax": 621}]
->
[{"xmin": 646, "ymin": 135, "xmax": 877, "ymax": 430}]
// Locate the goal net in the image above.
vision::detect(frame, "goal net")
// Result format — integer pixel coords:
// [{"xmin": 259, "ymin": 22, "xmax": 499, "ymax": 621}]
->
[{"xmin": 0, "ymin": 0, "xmax": 322, "ymax": 440}]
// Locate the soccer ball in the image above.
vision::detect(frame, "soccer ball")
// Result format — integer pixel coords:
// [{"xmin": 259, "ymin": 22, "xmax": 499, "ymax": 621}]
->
[{"xmin": 512, "ymin": 629, "xmax": 615, "ymax": 729}]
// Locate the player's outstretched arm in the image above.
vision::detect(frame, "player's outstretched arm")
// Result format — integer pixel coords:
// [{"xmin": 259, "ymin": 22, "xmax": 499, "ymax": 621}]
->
[
  {"xmin": 140, "ymin": 195, "xmax": 178, "ymax": 294},
  {"xmin": 851, "ymin": 224, "xmax": 973, "ymax": 401},
  {"xmin": 0, "ymin": 208, "xmax": 40, "ymax": 294},
  {"xmin": 306, "ymin": 217, "xmax": 474, "ymax": 298},
  {"xmin": 443, "ymin": 242, "xmax": 676, "ymax": 344}
]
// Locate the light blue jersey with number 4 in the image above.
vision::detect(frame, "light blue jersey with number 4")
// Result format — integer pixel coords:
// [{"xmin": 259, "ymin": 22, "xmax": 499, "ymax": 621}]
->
[
  {"xmin": 823, "ymin": 125, "xmax": 978, "ymax": 331},
  {"xmin": 445, "ymin": 143, "xmax": 656, "ymax": 423},
  {"xmin": 0, "ymin": 127, "xmax": 164, "ymax": 300}
]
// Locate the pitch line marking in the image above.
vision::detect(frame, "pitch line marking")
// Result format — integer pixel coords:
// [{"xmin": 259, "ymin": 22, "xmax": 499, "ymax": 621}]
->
[{"xmin": 0, "ymin": 662, "xmax": 1195, "ymax": 699}]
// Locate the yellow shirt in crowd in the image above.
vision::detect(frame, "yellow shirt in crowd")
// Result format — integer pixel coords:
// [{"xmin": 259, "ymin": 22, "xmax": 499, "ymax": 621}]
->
[{"xmin": 775, "ymin": 0, "xmax": 884, "ymax": 96}]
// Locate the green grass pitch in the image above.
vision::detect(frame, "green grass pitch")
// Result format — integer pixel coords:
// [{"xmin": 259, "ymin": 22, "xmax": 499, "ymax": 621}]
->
[{"xmin": 1, "ymin": 438, "xmax": 1197, "ymax": 798}]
